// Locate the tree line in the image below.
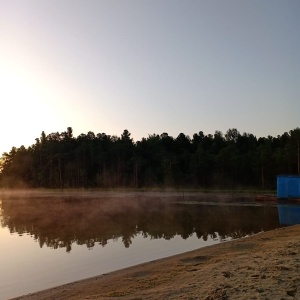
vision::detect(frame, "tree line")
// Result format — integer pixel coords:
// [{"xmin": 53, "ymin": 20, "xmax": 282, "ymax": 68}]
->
[{"xmin": 0, "ymin": 127, "xmax": 299, "ymax": 189}]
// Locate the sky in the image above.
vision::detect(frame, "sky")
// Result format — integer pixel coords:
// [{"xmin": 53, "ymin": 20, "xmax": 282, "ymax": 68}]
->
[{"xmin": 1, "ymin": 0, "xmax": 299, "ymax": 155}]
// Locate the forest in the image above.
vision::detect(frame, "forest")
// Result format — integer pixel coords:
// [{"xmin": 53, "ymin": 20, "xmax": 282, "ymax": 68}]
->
[{"xmin": 0, "ymin": 127, "xmax": 299, "ymax": 190}]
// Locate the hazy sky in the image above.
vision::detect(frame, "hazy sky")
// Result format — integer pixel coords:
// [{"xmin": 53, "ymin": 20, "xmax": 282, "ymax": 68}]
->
[{"xmin": 1, "ymin": 0, "xmax": 299, "ymax": 155}]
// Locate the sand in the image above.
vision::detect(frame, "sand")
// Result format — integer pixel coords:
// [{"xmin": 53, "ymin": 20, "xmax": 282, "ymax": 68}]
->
[{"xmin": 11, "ymin": 225, "xmax": 300, "ymax": 300}]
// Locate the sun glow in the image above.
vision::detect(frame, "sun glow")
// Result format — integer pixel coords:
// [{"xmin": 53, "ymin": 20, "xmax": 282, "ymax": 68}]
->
[{"xmin": 0, "ymin": 60, "xmax": 59, "ymax": 154}]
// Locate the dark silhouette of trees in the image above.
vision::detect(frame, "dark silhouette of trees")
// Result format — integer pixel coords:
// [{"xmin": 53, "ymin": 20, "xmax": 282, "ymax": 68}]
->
[{"xmin": 0, "ymin": 127, "xmax": 299, "ymax": 189}]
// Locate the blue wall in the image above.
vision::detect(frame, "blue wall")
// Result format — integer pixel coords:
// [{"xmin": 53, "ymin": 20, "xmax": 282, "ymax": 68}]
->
[{"xmin": 277, "ymin": 175, "xmax": 300, "ymax": 199}]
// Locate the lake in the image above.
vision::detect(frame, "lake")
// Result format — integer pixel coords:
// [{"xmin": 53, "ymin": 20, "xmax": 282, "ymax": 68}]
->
[{"xmin": 0, "ymin": 191, "xmax": 281, "ymax": 299}]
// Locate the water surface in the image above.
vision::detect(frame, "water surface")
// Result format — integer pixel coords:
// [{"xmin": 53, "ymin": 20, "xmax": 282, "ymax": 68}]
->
[{"xmin": 0, "ymin": 192, "xmax": 280, "ymax": 299}]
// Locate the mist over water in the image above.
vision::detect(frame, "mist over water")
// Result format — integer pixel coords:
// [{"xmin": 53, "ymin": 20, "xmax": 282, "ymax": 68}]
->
[{"xmin": 0, "ymin": 191, "xmax": 281, "ymax": 299}]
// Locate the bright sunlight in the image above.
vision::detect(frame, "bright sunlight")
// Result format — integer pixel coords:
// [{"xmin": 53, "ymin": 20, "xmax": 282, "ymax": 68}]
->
[{"xmin": 0, "ymin": 60, "xmax": 57, "ymax": 154}]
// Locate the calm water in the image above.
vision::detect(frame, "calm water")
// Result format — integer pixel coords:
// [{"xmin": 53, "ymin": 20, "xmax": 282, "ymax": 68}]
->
[
  {"xmin": 0, "ymin": 192, "xmax": 281, "ymax": 299},
  {"xmin": 278, "ymin": 202, "xmax": 300, "ymax": 225}
]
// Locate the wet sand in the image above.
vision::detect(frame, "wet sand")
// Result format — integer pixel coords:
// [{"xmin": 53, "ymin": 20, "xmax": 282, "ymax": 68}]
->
[{"xmin": 12, "ymin": 225, "xmax": 300, "ymax": 300}]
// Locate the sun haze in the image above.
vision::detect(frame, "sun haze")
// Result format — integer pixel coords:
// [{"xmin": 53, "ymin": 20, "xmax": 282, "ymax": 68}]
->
[{"xmin": 1, "ymin": 0, "xmax": 299, "ymax": 155}]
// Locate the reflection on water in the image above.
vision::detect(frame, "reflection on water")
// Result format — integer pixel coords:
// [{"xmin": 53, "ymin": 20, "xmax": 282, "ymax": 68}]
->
[
  {"xmin": 1, "ymin": 195, "xmax": 280, "ymax": 252},
  {"xmin": 278, "ymin": 203, "xmax": 300, "ymax": 225},
  {"xmin": 0, "ymin": 193, "xmax": 281, "ymax": 299}
]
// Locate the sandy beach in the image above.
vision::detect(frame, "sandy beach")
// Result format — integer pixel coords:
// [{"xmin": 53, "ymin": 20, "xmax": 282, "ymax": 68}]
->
[{"xmin": 11, "ymin": 224, "xmax": 300, "ymax": 300}]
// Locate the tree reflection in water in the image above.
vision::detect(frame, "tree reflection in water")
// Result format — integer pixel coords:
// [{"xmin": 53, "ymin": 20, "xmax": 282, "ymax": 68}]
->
[{"xmin": 0, "ymin": 195, "xmax": 281, "ymax": 252}]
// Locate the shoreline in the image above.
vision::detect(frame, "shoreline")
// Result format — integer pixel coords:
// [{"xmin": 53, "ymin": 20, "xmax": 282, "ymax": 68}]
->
[{"xmin": 12, "ymin": 225, "xmax": 300, "ymax": 300}]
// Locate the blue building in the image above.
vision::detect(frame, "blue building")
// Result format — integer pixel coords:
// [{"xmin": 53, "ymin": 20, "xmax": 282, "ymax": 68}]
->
[{"xmin": 277, "ymin": 175, "xmax": 300, "ymax": 199}]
